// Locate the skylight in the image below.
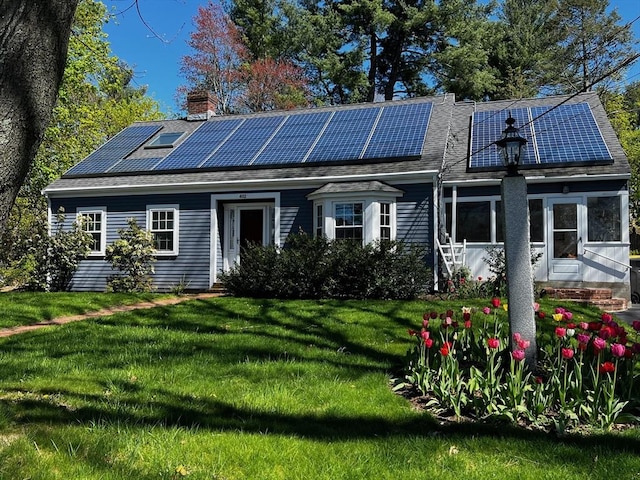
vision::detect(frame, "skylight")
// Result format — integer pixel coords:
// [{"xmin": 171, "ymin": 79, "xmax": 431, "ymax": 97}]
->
[{"xmin": 145, "ymin": 132, "xmax": 184, "ymax": 148}]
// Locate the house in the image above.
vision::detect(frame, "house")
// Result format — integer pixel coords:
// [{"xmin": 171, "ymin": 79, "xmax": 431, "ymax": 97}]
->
[{"xmin": 43, "ymin": 91, "xmax": 631, "ymax": 301}]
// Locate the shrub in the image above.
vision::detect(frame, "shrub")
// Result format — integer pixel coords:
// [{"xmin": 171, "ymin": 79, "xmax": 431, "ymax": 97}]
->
[
  {"xmin": 482, "ymin": 246, "xmax": 543, "ymax": 297},
  {"xmin": 105, "ymin": 218, "xmax": 156, "ymax": 292},
  {"xmin": 220, "ymin": 232, "xmax": 431, "ymax": 299},
  {"xmin": 22, "ymin": 208, "xmax": 93, "ymax": 291}
]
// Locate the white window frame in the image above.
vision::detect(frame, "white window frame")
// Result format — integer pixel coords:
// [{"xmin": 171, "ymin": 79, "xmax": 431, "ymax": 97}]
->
[
  {"xmin": 76, "ymin": 207, "xmax": 106, "ymax": 256},
  {"xmin": 312, "ymin": 195, "xmax": 398, "ymax": 244},
  {"xmin": 146, "ymin": 204, "xmax": 179, "ymax": 256}
]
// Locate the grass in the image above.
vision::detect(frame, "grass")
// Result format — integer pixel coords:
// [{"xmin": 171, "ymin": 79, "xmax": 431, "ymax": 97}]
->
[
  {"xmin": 0, "ymin": 291, "xmax": 172, "ymax": 329},
  {"xmin": 0, "ymin": 295, "xmax": 637, "ymax": 479}
]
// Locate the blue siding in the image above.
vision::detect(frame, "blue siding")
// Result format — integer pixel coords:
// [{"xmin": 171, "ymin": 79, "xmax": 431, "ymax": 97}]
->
[
  {"xmin": 52, "ymin": 182, "xmax": 433, "ymax": 290},
  {"xmin": 53, "ymin": 193, "xmax": 211, "ymax": 292}
]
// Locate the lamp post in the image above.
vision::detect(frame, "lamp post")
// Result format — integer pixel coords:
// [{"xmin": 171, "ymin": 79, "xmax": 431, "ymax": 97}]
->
[{"xmin": 496, "ymin": 114, "xmax": 537, "ymax": 369}]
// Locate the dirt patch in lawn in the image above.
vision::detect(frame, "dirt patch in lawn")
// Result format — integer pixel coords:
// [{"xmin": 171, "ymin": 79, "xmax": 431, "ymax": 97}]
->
[{"xmin": 0, "ymin": 292, "xmax": 221, "ymax": 338}]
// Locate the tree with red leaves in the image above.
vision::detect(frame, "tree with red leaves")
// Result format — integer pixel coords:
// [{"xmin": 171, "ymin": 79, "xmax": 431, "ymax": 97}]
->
[{"xmin": 179, "ymin": 1, "xmax": 308, "ymax": 114}]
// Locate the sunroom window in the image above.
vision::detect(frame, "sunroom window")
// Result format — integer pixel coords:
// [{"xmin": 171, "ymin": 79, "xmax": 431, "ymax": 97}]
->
[{"xmin": 587, "ymin": 196, "xmax": 621, "ymax": 242}]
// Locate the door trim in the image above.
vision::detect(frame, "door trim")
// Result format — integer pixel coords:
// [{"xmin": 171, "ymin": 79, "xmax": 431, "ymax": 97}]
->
[
  {"xmin": 210, "ymin": 193, "xmax": 280, "ymax": 286},
  {"xmin": 547, "ymin": 196, "xmax": 583, "ymax": 282}
]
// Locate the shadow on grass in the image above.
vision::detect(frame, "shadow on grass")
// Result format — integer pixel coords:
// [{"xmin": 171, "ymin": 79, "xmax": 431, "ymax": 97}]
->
[{"xmin": 2, "ymin": 386, "xmax": 639, "ymax": 457}]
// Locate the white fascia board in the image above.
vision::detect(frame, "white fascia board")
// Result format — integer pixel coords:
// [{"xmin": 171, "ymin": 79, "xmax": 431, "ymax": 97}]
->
[
  {"xmin": 43, "ymin": 169, "xmax": 439, "ymax": 198},
  {"xmin": 441, "ymin": 172, "xmax": 630, "ymax": 188}
]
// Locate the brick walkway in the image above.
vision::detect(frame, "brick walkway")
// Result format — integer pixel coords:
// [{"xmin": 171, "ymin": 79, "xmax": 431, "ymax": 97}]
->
[{"xmin": 0, "ymin": 292, "xmax": 221, "ymax": 338}]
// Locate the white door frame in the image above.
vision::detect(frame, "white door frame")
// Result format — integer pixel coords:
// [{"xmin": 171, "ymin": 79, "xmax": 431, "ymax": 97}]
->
[
  {"xmin": 547, "ymin": 196, "xmax": 583, "ymax": 281},
  {"xmin": 210, "ymin": 192, "xmax": 280, "ymax": 285},
  {"xmin": 223, "ymin": 203, "xmax": 273, "ymax": 270}
]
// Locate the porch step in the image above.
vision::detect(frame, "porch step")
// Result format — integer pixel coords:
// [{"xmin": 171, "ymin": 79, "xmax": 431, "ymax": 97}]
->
[
  {"xmin": 209, "ymin": 282, "xmax": 228, "ymax": 295},
  {"xmin": 542, "ymin": 287, "xmax": 627, "ymax": 312}
]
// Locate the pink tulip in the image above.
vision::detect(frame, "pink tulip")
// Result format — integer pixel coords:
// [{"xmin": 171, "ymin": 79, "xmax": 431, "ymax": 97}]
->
[
  {"xmin": 511, "ymin": 349, "xmax": 525, "ymax": 362},
  {"xmin": 611, "ymin": 343, "xmax": 626, "ymax": 358}
]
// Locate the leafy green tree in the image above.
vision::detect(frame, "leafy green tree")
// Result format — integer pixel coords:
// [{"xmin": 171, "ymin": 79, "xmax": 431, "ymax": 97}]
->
[
  {"xmin": 550, "ymin": 0, "xmax": 637, "ymax": 93},
  {"xmin": 282, "ymin": 0, "xmax": 369, "ymax": 104},
  {"xmin": 228, "ymin": 0, "xmax": 287, "ymax": 60},
  {"xmin": 602, "ymin": 83, "xmax": 640, "ymax": 230},
  {"xmin": 431, "ymin": 0, "xmax": 501, "ymax": 101},
  {"xmin": 1, "ymin": 0, "xmax": 162, "ymax": 285},
  {"xmin": 105, "ymin": 218, "xmax": 156, "ymax": 293},
  {"xmin": 491, "ymin": 0, "xmax": 560, "ymax": 99}
]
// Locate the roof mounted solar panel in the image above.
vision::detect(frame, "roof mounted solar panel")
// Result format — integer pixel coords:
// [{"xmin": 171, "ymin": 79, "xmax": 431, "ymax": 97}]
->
[
  {"xmin": 363, "ymin": 102, "xmax": 432, "ymax": 159},
  {"xmin": 468, "ymin": 102, "xmax": 612, "ymax": 171},
  {"xmin": 107, "ymin": 157, "xmax": 164, "ymax": 173},
  {"xmin": 252, "ymin": 111, "xmax": 332, "ymax": 166},
  {"xmin": 201, "ymin": 116, "xmax": 285, "ymax": 168},
  {"xmin": 530, "ymin": 103, "xmax": 612, "ymax": 164},
  {"xmin": 64, "ymin": 124, "xmax": 161, "ymax": 176},
  {"xmin": 469, "ymin": 107, "xmax": 536, "ymax": 170},
  {"xmin": 153, "ymin": 119, "xmax": 243, "ymax": 171},
  {"xmin": 305, "ymin": 107, "xmax": 380, "ymax": 163}
]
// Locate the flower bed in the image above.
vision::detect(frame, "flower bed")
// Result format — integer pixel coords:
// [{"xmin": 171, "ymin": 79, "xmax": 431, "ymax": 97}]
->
[{"xmin": 400, "ymin": 297, "xmax": 640, "ymax": 434}]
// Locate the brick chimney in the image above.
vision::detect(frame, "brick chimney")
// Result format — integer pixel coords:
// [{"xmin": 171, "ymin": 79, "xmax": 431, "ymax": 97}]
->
[{"xmin": 186, "ymin": 91, "xmax": 216, "ymax": 121}]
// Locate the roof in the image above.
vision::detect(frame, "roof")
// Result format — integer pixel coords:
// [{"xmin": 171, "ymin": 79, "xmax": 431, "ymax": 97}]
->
[
  {"xmin": 441, "ymin": 92, "xmax": 630, "ymax": 185},
  {"xmin": 44, "ymin": 92, "xmax": 629, "ymax": 196}
]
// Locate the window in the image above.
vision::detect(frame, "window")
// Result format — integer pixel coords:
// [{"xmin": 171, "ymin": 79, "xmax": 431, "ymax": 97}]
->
[
  {"xmin": 335, "ymin": 203, "xmax": 363, "ymax": 241},
  {"xmin": 380, "ymin": 202, "xmax": 391, "ymax": 240},
  {"xmin": 496, "ymin": 199, "xmax": 544, "ymax": 243},
  {"xmin": 145, "ymin": 132, "xmax": 184, "ymax": 148},
  {"xmin": 77, "ymin": 208, "xmax": 106, "ymax": 255},
  {"xmin": 315, "ymin": 204, "xmax": 324, "ymax": 237},
  {"xmin": 456, "ymin": 201, "xmax": 491, "ymax": 242},
  {"xmin": 588, "ymin": 196, "xmax": 621, "ymax": 242},
  {"xmin": 308, "ymin": 181, "xmax": 402, "ymax": 243},
  {"xmin": 147, "ymin": 205, "xmax": 179, "ymax": 255}
]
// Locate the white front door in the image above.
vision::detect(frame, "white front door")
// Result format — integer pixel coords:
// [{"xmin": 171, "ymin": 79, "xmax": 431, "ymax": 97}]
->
[
  {"xmin": 547, "ymin": 197, "xmax": 582, "ymax": 281},
  {"xmin": 223, "ymin": 203, "xmax": 273, "ymax": 270}
]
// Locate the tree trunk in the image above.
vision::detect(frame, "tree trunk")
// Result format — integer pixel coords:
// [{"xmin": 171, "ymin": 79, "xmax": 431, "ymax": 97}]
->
[{"xmin": 0, "ymin": 1, "xmax": 79, "ymax": 234}]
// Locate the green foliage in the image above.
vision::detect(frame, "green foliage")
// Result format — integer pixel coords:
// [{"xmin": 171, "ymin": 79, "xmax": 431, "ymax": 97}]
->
[
  {"xmin": 481, "ymin": 246, "xmax": 543, "ymax": 298},
  {"xmin": 0, "ymin": 0, "xmax": 163, "ymax": 280},
  {"xmin": 20, "ymin": 208, "xmax": 93, "ymax": 292},
  {"xmin": 403, "ymin": 302, "xmax": 640, "ymax": 432},
  {"xmin": 220, "ymin": 231, "xmax": 431, "ymax": 299},
  {"xmin": 105, "ymin": 218, "xmax": 156, "ymax": 293}
]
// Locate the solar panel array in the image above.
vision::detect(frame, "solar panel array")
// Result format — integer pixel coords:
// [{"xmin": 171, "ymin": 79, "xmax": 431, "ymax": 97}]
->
[
  {"xmin": 469, "ymin": 102, "xmax": 612, "ymax": 170},
  {"xmin": 64, "ymin": 102, "xmax": 433, "ymax": 177},
  {"xmin": 65, "ymin": 125, "xmax": 162, "ymax": 176}
]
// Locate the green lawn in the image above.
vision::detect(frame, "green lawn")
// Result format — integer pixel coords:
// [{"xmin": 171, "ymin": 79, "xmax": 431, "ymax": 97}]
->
[
  {"xmin": 0, "ymin": 295, "xmax": 638, "ymax": 479},
  {"xmin": 0, "ymin": 291, "xmax": 171, "ymax": 329}
]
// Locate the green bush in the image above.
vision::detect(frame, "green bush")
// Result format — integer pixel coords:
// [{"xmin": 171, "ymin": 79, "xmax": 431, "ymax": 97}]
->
[
  {"xmin": 220, "ymin": 232, "xmax": 431, "ymax": 299},
  {"xmin": 22, "ymin": 208, "xmax": 93, "ymax": 292},
  {"xmin": 105, "ymin": 218, "xmax": 156, "ymax": 292}
]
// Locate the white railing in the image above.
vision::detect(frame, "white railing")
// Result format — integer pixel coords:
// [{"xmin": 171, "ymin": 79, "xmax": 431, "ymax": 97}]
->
[{"xmin": 583, "ymin": 248, "xmax": 632, "ymax": 270}]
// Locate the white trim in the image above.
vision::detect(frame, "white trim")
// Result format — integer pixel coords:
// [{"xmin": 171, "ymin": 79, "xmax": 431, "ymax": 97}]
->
[
  {"xmin": 441, "ymin": 173, "xmax": 630, "ymax": 188},
  {"xmin": 210, "ymin": 192, "xmax": 281, "ymax": 286},
  {"xmin": 43, "ymin": 170, "xmax": 438, "ymax": 198},
  {"xmin": 313, "ymin": 195, "xmax": 399, "ymax": 244},
  {"xmin": 146, "ymin": 204, "xmax": 180, "ymax": 256},
  {"xmin": 76, "ymin": 206, "xmax": 107, "ymax": 256}
]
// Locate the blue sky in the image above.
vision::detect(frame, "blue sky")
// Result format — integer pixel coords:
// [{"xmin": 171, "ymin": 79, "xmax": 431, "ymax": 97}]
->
[{"xmin": 103, "ymin": 0, "xmax": 640, "ymax": 115}]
